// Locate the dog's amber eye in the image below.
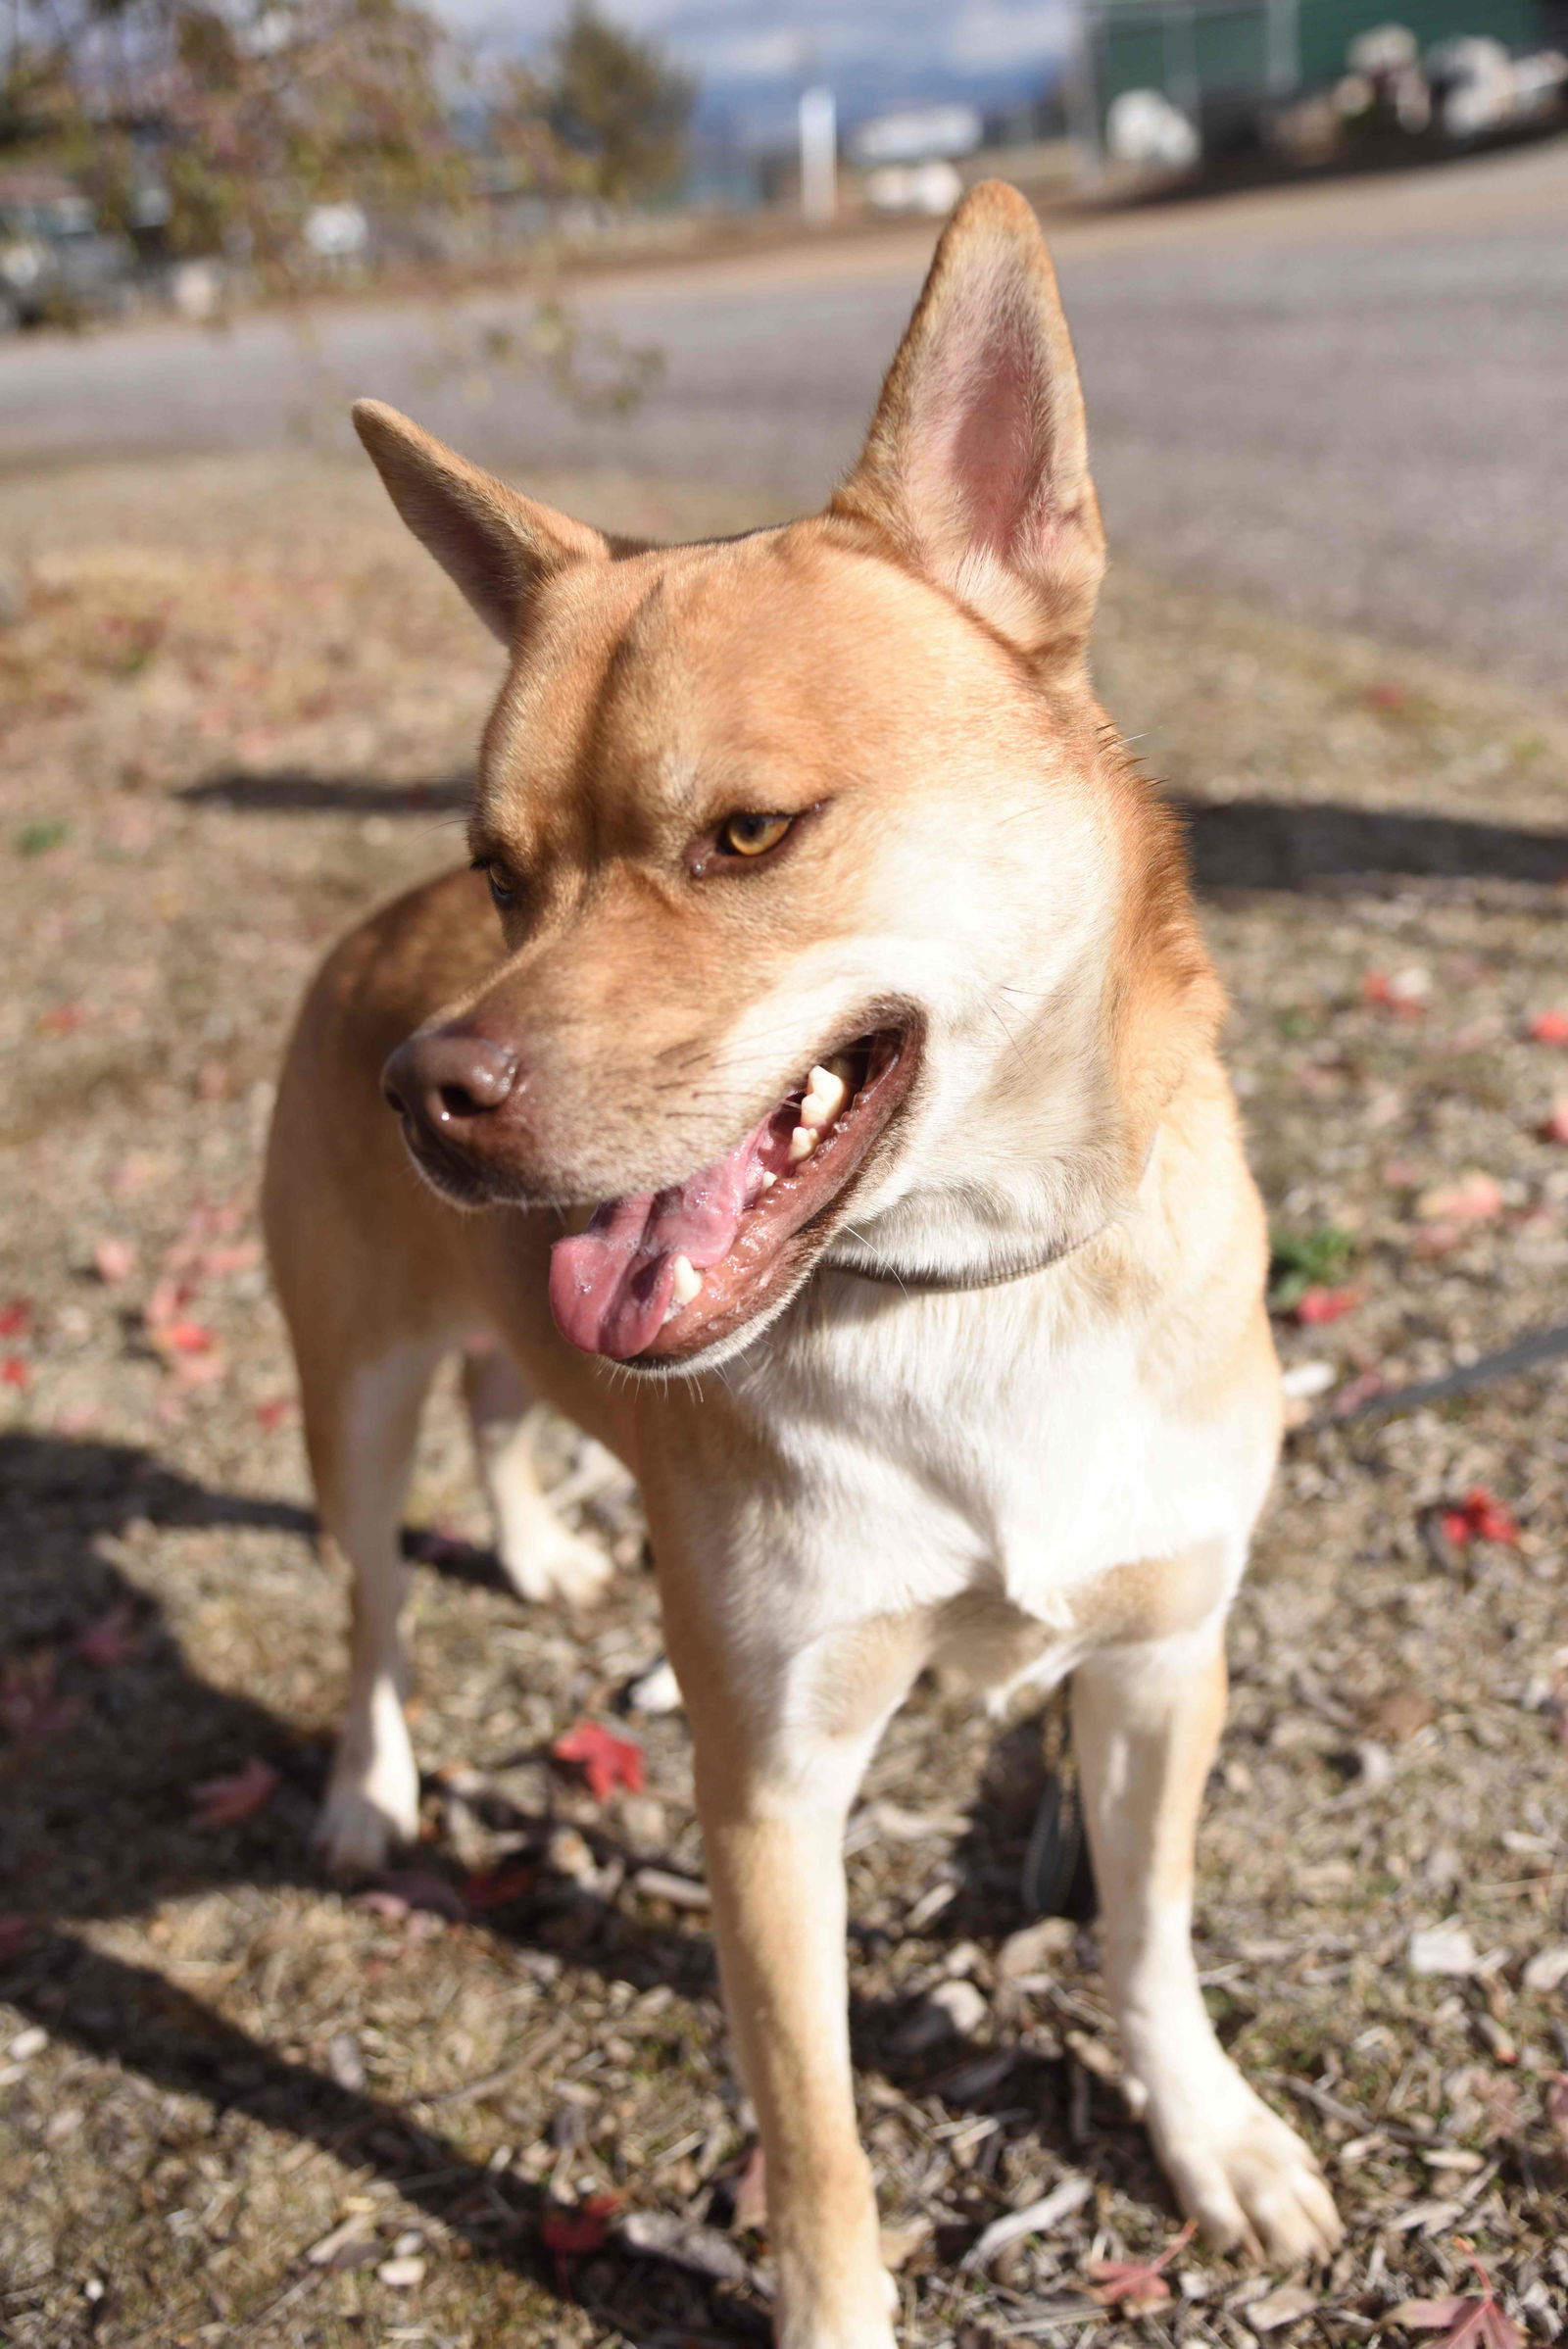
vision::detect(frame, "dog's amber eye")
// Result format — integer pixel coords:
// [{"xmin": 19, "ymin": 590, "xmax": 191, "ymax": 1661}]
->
[
  {"xmin": 717, "ymin": 811, "xmax": 792, "ymax": 858},
  {"xmin": 472, "ymin": 856, "xmax": 517, "ymax": 907}
]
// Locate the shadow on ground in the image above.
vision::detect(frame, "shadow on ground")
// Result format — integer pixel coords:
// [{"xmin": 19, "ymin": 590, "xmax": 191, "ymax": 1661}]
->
[
  {"xmin": 0, "ymin": 1430, "xmax": 1131, "ymax": 2341},
  {"xmin": 184, "ymin": 771, "xmax": 1568, "ymax": 897}
]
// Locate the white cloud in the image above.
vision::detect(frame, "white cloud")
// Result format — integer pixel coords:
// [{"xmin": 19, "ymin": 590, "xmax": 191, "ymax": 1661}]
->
[{"xmin": 945, "ymin": 1, "xmax": 1069, "ymax": 72}]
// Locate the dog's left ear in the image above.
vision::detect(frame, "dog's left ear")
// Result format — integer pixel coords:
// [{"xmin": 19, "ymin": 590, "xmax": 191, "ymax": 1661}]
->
[{"xmin": 833, "ymin": 181, "xmax": 1104, "ymax": 682}]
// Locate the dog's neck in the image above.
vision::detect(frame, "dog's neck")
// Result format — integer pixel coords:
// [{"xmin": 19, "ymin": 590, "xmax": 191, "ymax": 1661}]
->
[{"xmin": 827, "ymin": 759, "xmax": 1220, "ymax": 1297}]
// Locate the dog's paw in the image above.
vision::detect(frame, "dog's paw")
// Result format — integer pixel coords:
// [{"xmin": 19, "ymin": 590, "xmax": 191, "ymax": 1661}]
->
[
  {"xmin": 498, "ymin": 1521, "xmax": 614, "ymax": 1607},
  {"xmin": 315, "ymin": 1747, "xmax": 421, "ymax": 1877},
  {"xmin": 1144, "ymin": 2066, "xmax": 1342, "ymax": 2263}
]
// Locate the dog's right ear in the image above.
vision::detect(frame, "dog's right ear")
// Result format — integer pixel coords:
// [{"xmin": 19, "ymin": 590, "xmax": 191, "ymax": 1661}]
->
[{"xmin": 352, "ymin": 400, "xmax": 611, "ymax": 646}]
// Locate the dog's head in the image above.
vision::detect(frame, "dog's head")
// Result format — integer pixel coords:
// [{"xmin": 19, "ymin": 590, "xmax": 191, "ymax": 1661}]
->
[{"xmin": 361, "ymin": 182, "xmax": 1219, "ymax": 1372}]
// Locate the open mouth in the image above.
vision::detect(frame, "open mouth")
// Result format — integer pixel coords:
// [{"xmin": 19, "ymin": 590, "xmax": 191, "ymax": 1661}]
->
[{"xmin": 548, "ymin": 1026, "xmax": 915, "ymax": 1364}]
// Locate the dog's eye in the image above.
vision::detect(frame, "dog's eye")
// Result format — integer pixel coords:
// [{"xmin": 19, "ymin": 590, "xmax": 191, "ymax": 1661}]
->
[
  {"xmin": 471, "ymin": 856, "xmax": 517, "ymax": 907},
  {"xmin": 717, "ymin": 811, "xmax": 792, "ymax": 858}
]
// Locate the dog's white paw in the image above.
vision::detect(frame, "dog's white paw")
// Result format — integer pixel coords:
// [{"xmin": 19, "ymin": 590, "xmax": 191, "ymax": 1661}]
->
[
  {"xmin": 498, "ymin": 1521, "xmax": 614, "ymax": 1607},
  {"xmin": 316, "ymin": 1744, "xmax": 421, "ymax": 1877},
  {"xmin": 1141, "ymin": 2061, "xmax": 1342, "ymax": 2263}
]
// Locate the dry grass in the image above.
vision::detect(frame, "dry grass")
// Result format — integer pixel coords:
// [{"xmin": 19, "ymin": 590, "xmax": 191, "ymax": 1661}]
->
[{"xmin": 1, "ymin": 452, "xmax": 1565, "ymax": 2349}]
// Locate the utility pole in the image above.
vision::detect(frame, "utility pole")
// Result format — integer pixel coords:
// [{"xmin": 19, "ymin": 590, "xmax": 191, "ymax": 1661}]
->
[{"xmin": 799, "ymin": 84, "xmax": 837, "ymax": 224}]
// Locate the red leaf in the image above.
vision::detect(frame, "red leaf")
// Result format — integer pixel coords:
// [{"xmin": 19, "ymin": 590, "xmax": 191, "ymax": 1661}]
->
[
  {"xmin": 1, "ymin": 1358, "xmax": 27, "ymax": 1389},
  {"xmin": 39, "ymin": 1003, "xmax": 84, "ymax": 1035},
  {"xmin": 255, "ymin": 1395, "xmax": 294, "ymax": 1430},
  {"xmin": 0, "ymin": 1653, "xmax": 82, "ymax": 1745},
  {"xmin": 76, "ymin": 1606, "xmax": 138, "ymax": 1668},
  {"xmin": 191, "ymin": 1757, "xmax": 278, "ymax": 1828},
  {"xmin": 541, "ymin": 2191, "xmax": 621, "ymax": 2291},
  {"xmin": 156, "ymin": 1320, "xmax": 215, "ymax": 1355},
  {"xmin": 1085, "ymin": 2220, "xmax": 1195, "ymax": 2311},
  {"xmin": 1526, "ymin": 1010, "xmax": 1568, "ymax": 1046},
  {"xmin": 92, "ymin": 1237, "xmax": 137, "ymax": 1285},
  {"xmin": 462, "ymin": 1861, "xmax": 537, "ymax": 1912},
  {"xmin": 1295, "ymin": 1285, "xmax": 1360, "ymax": 1325},
  {"xmin": 1415, "ymin": 1172, "xmax": 1502, "ymax": 1224},
  {"xmin": 1362, "ymin": 966, "xmax": 1429, "ymax": 1015},
  {"xmin": 0, "ymin": 1914, "xmax": 36, "ymax": 1960},
  {"xmin": 0, "ymin": 1299, "xmax": 30, "ymax": 1338},
  {"xmin": 1393, "ymin": 2255, "xmax": 1522, "ymax": 2348},
  {"xmin": 552, "ymin": 1720, "xmax": 645, "ymax": 1803},
  {"xmin": 1443, "ymin": 1486, "xmax": 1520, "ymax": 1549}
]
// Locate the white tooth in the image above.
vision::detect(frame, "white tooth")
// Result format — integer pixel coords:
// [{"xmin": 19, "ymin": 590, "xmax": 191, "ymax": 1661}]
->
[
  {"xmin": 801, "ymin": 1062, "xmax": 848, "ymax": 1130},
  {"xmin": 669, "ymin": 1252, "xmax": 703, "ymax": 1307},
  {"xmin": 759, "ymin": 1169, "xmax": 777, "ymax": 1191},
  {"xmin": 788, "ymin": 1125, "xmax": 816, "ymax": 1164}
]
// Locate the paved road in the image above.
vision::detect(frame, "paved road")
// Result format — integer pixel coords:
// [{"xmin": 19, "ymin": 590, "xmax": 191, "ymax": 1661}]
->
[{"xmin": 4, "ymin": 141, "xmax": 1566, "ymax": 692}]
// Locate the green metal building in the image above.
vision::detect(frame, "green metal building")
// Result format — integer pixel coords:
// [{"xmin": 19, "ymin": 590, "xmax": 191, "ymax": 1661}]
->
[{"xmin": 1074, "ymin": 0, "xmax": 1558, "ymax": 166}]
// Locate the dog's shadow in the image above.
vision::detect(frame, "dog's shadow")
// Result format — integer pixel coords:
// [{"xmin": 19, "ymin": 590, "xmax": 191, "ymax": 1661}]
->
[{"xmin": 0, "ymin": 1430, "xmax": 1126, "ymax": 2341}]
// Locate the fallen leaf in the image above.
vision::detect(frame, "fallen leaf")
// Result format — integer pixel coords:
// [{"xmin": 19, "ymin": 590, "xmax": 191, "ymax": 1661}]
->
[
  {"xmin": 255, "ymin": 1395, "xmax": 294, "ymax": 1430},
  {"xmin": 1, "ymin": 1358, "xmax": 27, "ymax": 1389},
  {"xmin": 191, "ymin": 1757, "xmax": 278, "ymax": 1828},
  {"xmin": 155, "ymin": 1319, "xmax": 216, "ymax": 1355},
  {"xmin": 356, "ymin": 1870, "xmax": 468, "ymax": 1922},
  {"xmin": 1362, "ymin": 965, "xmax": 1430, "ymax": 1012},
  {"xmin": 1364, "ymin": 1686, "xmax": 1435, "ymax": 1743},
  {"xmin": 0, "ymin": 1914, "xmax": 36, "ymax": 1960},
  {"xmin": 552, "ymin": 1719, "xmax": 645, "ymax": 1802},
  {"xmin": 1545, "ymin": 2073, "xmax": 1568, "ymax": 2157},
  {"xmin": 91, "ymin": 1237, "xmax": 137, "ymax": 1285},
  {"xmin": 1329, "ymin": 1366, "xmax": 1389, "ymax": 1416},
  {"xmin": 0, "ymin": 1653, "xmax": 83, "ymax": 1745},
  {"xmin": 1415, "ymin": 1172, "xmax": 1502, "ymax": 1224},
  {"xmin": 1390, "ymin": 2256, "xmax": 1521, "ymax": 2348},
  {"xmin": 541, "ymin": 2191, "xmax": 620, "ymax": 2291},
  {"xmin": 1440, "ymin": 1487, "xmax": 1520, "ymax": 1549},
  {"xmin": 461, "ymin": 1861, "xmax": 537, "ymax": 1912},
  {"xmin": 0, "ymin": 1299, "xmax": 30, "ymax": 1338},
  {"xmin": 76, "ymin": 1606, "xmax": 138, "ymax": 1668},
  {"xmin": 1526, "ymin": 1010, "xmax": 1568, "ymax": 1046},
  {"xmin": 731, "ymin": 2143, "xmax": 767, "ymax": 2232},
  {"xmin": 1086, "ymin": 2220, "xmax": 1195, "ymax": 2311},
  {"xmin": 1295, "ymin": 1285, "xmax": 1360, "ymax": 1325}
]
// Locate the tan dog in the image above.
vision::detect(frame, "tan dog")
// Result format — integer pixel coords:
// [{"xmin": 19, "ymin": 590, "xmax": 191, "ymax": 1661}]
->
[{"xmin": 265, "ymin": 181, "xmax": 1341, "ymax": 2343}]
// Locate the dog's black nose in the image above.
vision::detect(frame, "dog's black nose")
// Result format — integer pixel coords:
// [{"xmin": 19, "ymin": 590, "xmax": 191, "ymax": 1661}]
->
[{"xmin": 382, "ymin": 1028, "xmax": 518, "ymax": 1132}]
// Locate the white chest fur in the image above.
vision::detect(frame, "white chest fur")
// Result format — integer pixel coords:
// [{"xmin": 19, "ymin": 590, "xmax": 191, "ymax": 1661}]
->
[{"xmin": 728, "ymin": 1259, "xmax": 1277, "ymax": 1690}]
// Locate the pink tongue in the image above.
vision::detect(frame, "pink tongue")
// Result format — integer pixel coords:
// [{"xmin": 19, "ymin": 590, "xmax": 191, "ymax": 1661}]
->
[{"xmin": 549, "ymin": 1119, "xmax": 768, "ymax": 1360}]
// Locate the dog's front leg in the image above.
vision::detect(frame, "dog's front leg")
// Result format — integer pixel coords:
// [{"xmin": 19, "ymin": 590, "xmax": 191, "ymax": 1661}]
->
[
  {"xmin": 666, "ymin": 1598, "xmax": 903, "ymax": 2348},
  {"xmin": 1072, "ymin": 1619, "xmax": 1342, "ymax": 2263}
]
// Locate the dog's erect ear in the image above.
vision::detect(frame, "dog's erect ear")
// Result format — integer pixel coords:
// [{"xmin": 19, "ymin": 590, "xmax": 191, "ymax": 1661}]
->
[
  {"xmin": 352, "ymin": 399, "xmax": 611, "ymax": 646},
  {"xmin": 832, "ymin": 181, "xmax": 1104, "ymax": 679}
]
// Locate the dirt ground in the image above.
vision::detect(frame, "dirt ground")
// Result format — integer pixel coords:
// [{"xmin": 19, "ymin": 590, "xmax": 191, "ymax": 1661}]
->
[{"xmin": 1, "ymin": 452, "xmax": 1565, "ymax": 2349}]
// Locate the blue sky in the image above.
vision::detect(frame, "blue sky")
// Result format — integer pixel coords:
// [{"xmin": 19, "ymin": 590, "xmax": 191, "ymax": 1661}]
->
[{"xmin": 442, "ymin": 0, "xmax": 1074, "ymax": 145}]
